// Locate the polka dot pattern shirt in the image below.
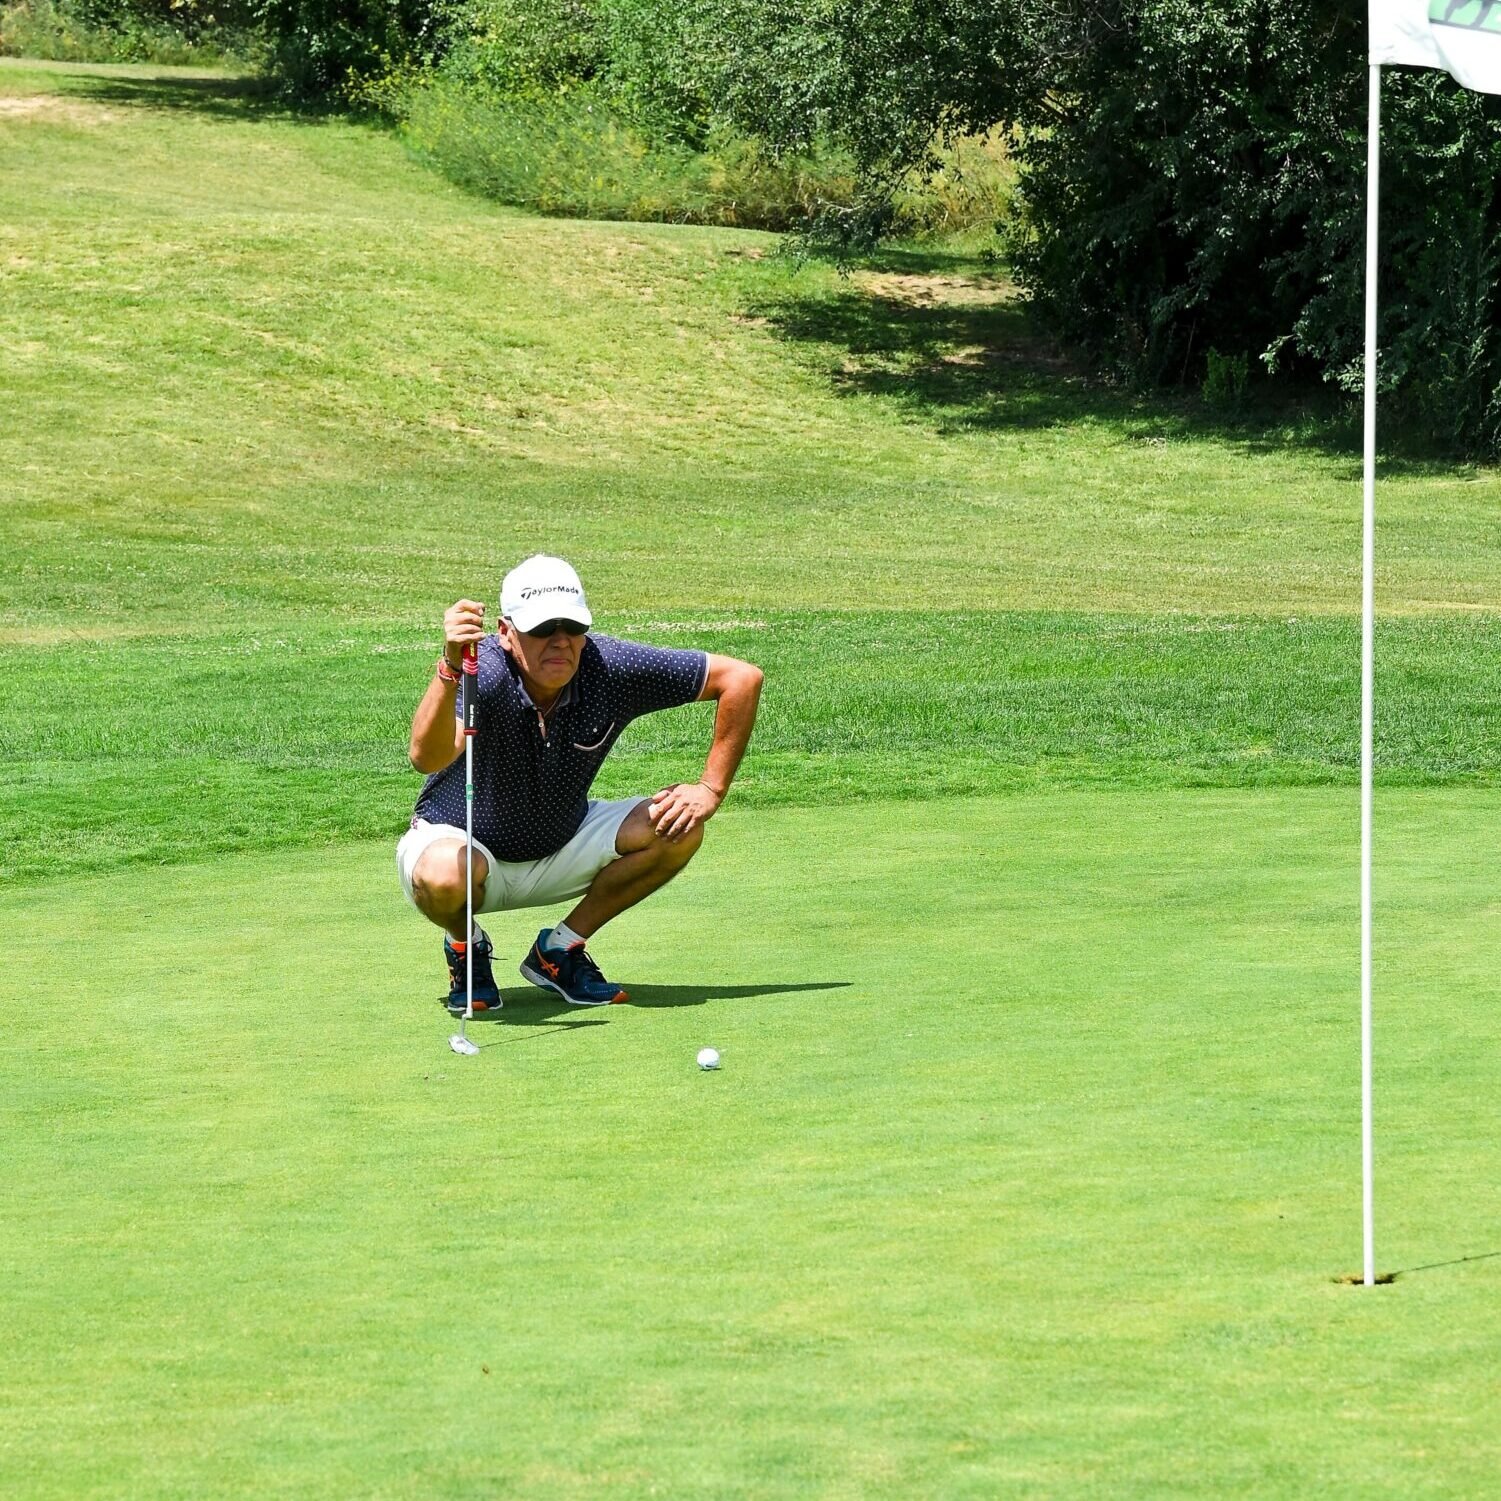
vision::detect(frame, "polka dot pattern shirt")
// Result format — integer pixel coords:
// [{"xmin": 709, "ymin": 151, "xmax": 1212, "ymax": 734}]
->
[{"xmin": 413, "ymin": 633, "xmax": 708, "ymax": 862}]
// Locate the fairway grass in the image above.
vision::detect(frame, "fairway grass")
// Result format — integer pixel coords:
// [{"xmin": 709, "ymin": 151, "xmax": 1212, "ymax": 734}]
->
[{"xmin": 5, "ymin": 793, "xmax": 1501, "ymax": 1499}]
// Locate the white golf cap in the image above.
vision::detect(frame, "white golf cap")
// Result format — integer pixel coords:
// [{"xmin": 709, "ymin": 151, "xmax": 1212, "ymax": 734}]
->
[{"xmin": 500, "ymin": 554, "xmax": 593, "ymax": 633}]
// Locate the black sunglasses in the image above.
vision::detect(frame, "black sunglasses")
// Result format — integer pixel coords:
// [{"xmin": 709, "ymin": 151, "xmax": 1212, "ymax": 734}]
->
[{"xmin": 522, "ymin": 619, "xmax": 589, "ymax": 639}]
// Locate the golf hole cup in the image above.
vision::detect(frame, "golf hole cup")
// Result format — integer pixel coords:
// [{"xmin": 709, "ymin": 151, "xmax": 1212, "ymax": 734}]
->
[{"xmin": 696, "ymin": 1047, "xmax": 721, "ymax": 1071}]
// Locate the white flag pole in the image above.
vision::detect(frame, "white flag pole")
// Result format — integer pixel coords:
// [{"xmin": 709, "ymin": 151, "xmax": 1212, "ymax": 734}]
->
[{"xmin": 1361, "ymin": 60, "xmax": 1380, "ymax": 1289}]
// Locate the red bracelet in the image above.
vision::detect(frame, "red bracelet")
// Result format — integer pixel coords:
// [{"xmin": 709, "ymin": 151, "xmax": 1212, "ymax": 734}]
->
[{"xmin": 436, "ymin": 656, "xmax": 461, "ymax": 685}]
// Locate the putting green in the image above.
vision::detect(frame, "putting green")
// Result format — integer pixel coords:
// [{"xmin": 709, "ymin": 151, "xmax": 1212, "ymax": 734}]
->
[{"xmin": 4, "ymin": 790, "xmax": 1500, "ymax": 1498}]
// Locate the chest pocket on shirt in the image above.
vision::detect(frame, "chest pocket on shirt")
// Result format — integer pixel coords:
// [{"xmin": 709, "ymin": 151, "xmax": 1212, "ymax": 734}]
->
[{"xmin": 572, "ymin": 721, "xmax": 616, "ymax": 753}]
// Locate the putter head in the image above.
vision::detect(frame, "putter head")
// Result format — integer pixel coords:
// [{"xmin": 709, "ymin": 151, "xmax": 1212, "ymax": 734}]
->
[{"xmin": 448, "ymin": 1033, "xmax": 480, "ymax": 1056}]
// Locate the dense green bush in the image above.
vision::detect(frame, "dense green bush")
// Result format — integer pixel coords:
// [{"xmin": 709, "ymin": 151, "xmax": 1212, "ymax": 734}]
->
[
  {"xmin": 255, "ymin": 0, "xmax": 440, "ymax": 96},
  {"xmin": 262, "ymin": 0, "xmax": 1010, "ymax": 234},
  {"xmin": 363, "ymin": 0, "xmax": 1007, "ymax": 233},
  {"xmin": 594, "ymin": 0, "xmax": 717, "ymax": 143},
  {"xmin": 432, "ymin": 0, "xmax": 718, "ymax": 142},
  {"xmin": 433, "ymin": 0, "xmax": 602, "ymax": 98},
  {"xmin": 1279, "ymin": 68, "xmax": 1501, "ymax": 456},
  {"xmin": 698, "ymin": 0, "xmax": 1039, "ymax": 244},
  {"xmin": 1004, "ymin": 2, "xmax": 1501, "ymax": 457},
  {"xmin": 0, "ymin": 0, "xmax": 259, "ymax": 62}
]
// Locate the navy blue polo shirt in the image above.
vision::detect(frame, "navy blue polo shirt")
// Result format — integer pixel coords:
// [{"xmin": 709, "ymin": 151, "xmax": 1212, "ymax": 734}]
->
[{"xmin": 413, "ymin": 633, "xmax": 708, "ymax": 862}]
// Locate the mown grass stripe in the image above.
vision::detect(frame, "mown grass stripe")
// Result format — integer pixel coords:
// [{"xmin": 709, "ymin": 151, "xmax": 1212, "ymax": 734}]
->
[{"xmin": 6, "ymin": 610, "xmax": 1499, "ymax": 885}]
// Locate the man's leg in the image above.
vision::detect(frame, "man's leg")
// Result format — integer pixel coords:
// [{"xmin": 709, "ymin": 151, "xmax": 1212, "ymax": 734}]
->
[
  {"xmin": 562, "ymin": 800, "xmax": 704, "ymax": 939},
  {"xmin": 409, "ymin": 837, "xmax": 504, "ymax": 1013},
  {"xmin": 515, "ymin": 803, "xmax": 704, "ymax": 1006},
  {"xmin": 410, "ymin": 839, "xmax": 490, "ymax": 942}
]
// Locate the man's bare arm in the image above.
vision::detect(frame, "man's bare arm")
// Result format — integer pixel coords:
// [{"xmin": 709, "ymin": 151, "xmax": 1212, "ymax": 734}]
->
[{"xmin": 648, "ymin": 653, "xmax": 764, "ymax": 840}]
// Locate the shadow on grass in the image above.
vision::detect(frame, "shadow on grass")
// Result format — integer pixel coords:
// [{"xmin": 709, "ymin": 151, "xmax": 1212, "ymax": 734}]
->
[
  {"xmin": 57, "ymin": 68, "xmax": 331, "ymax": 126},
  {"xmin": 1391, "ymin": 1248, "xmax": 1501, "ymax": 1279},
  {"xmin": 625, "ymin": 980, "xmax": 850, "ymax": 1008},
  {"xmin": 747, "ymin": 246, "xmax": 1462, "ymax": 475},
  {"xmin": 476, "ymin": 1017, "xmax": 611, "ymax": 1045},
  {"xmin": 1334, "ymin": 1248, "xmax": 1501, "ymax": 1286},
  {"xmin": 491, "ymin": 979, "xmax": 850, "ymax": 1023}
]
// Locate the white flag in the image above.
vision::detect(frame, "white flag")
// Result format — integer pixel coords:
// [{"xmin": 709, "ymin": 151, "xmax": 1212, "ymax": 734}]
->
[{"xmin": 1371, "ymin": 1, "xmax": 1501, "ymax": 93}]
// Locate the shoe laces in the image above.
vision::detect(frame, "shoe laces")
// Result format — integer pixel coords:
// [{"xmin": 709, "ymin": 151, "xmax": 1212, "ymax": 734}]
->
[
  {"xmin": 570, "ymin": 946, "xmax": 606, "ymax": 985},
  {"xmin": 447, "ymin": 937, "xmax": 493, "ymax": 979}
]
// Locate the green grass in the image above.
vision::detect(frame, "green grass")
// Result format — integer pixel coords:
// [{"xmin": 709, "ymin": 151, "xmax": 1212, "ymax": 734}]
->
[
  {"xmin": 3, "ymin": 56, "xmax": 1499, "ymax": 889},
  {"xmin": 6, "ymin": 58, "xmax": 1501, "ymax": 1497},
  {"xmin": 4, "ymin": 55, "xmax": 1501, "ymax": 639},
  {"xmin": 5, "ymin": 611, "xmax": 1501, "ymax": 885},
  {"xmin": 5, "ymin": 794, "xmax": 1501, "ymax": 1498}
]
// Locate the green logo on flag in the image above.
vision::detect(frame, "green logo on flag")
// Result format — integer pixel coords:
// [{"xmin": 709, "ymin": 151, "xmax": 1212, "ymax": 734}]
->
[{"xmin": 1431, "ymin": 0, "xmax": 1501, "ymax": 33}]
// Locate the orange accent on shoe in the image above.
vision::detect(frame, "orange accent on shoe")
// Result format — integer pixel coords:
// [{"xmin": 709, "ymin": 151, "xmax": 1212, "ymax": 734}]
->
[
  {"xmin": 451, "ymin": 940, "xmax": 467, "ymax": 954},
  {"xmin": 610, "ymin": 988, "xmax": 629, "ymax": 1005},
  {"xmin": 539, "ymin": 955, "xmax": 561, "ymax": 979}
]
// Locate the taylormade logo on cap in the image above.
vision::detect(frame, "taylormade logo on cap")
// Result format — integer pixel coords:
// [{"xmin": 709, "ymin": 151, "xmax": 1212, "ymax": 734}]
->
[{"xmin": 501, "ymin": 555, "xmax": 593, "ymax": 633}]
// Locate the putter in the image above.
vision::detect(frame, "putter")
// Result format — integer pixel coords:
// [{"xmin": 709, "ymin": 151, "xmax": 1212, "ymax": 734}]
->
[{"xmin": 449, "ymin": 640, "xmax": 482, "ymax": 1058}]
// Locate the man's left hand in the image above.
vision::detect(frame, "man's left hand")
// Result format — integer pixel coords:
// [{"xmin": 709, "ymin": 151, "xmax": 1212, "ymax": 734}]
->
[{"xmin": 648, "ymin": 782, "xmax": 722, "ymax": 841}]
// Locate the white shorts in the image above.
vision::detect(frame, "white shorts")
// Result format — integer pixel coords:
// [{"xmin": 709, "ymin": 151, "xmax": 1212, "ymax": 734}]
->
[{"xmin": 395, "ymin": 797, "xmax": 646, "ymax": 915}]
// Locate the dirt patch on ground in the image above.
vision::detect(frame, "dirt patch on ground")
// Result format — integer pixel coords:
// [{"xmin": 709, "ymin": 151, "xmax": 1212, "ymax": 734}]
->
[
  {"xmin": 853, "ymin": 270, "xmax": 1017, "ymax": 307},
  {"xmin": 0, "ymin": 94, "xmax": 117, "ymax": 126},
  {"xmin": 934, "ymin": 340, "xmax": 1078, "ymax": 376},
  {"xmin": 847, "ymin": 269, "xmax": 1080, "ymax": 378}
]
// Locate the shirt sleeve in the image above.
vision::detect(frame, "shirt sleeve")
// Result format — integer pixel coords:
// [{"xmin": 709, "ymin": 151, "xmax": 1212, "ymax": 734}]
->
[{"xmin": 596, "ymin": 635, "xmax": 709, "ymax": 718}]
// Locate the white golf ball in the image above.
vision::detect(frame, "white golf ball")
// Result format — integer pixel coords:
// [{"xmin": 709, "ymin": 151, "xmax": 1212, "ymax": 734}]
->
[{"xmin": 696, "ymin": 1047, "xmax": 721, "ymax": 1070}]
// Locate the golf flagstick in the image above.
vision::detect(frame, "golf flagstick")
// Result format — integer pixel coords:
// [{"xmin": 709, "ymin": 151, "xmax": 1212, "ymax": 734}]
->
[{"xmin": 449, "ymin": 640, "xmax": 481, "ymax": 1058}]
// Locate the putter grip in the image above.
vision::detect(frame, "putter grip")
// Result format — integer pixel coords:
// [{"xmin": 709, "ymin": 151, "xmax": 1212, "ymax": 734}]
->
[{"xmin": 461, "ymin": 643, "xmax": 478, "ymax": 736}]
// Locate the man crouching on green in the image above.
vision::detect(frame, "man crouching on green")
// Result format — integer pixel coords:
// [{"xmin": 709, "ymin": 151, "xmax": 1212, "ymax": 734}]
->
[{"xmin": 398, "ymin": 554, "xmax": 764, "ymax": 1012}]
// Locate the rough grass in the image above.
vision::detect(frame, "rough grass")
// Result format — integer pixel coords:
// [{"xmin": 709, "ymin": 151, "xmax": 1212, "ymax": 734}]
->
[
  {"xmin": 4, "ymin": 612, "xmax": 1501, "ymax": 885},
  {"xmin": 391, "ymin": 76, "xmax": 860, "ymax": 231},
  {"xmin": 385, "ymin": 73, "xmax": 1014, "ymax": 239}
]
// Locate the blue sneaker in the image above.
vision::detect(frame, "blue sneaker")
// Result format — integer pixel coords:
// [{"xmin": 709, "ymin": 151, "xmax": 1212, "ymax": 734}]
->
[
  {"xmin": 443, "ymin": 930, "xmax": 503, "ymax": 1017},
  {"xmin": 519, "ymin": 930, "xmax": 628, "ymax": 1006}
]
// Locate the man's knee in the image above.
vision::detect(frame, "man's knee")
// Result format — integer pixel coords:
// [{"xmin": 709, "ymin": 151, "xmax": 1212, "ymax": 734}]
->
[
  {"xmin": 615, "ymin": 802, "xmax": 709, "ymax": 862},
  {"xmin": 412, "ymin": 842, "xmax": 487, "ymax": 914},
  {"xmin": 659, "ymin": 821, "xmax": 705, "ymax": 865},
  {"xmin": 618, "ymin": 819, "xmax": 705, "ymax": 873},
  {"xmin": 411, "ymin": 858, "xmax": 462, "ymax": 916}
]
